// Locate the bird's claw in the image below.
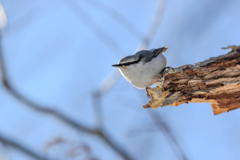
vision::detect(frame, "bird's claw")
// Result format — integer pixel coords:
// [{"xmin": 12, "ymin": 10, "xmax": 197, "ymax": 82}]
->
[
  {"xmin": 145, "ymin": 87, "xmax": 151, "ymax": 98},
  {"xmin": 159, "ymin": 66, "xmax": 174, "ymax": 77}
]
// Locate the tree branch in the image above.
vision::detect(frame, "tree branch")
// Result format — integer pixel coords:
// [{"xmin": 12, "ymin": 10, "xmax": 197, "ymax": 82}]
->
[
  {"xmin": 0, "ymin": 38, "xmax": 133, "ymax": 160},
  {"xmin": 60, "ymin": 0, "xmax": 126, "ymax": 57},
  {"xmin": 0, "ymin": 133, "xmax": 54, "ymax": 160},
  {"xmin": 80, "ymin": 0, "xmax": 144, "ymax": 39},
  {"xmin": 144, "ymin": 45, "xmax": 240, "ymax": 115},
  {"xmin": 149, "ymin": 111, "xmax": 187, "ymax": 160}
]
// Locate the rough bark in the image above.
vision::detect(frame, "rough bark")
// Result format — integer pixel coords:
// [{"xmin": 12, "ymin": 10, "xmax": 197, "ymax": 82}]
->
[{"xmin": 143, "ymin": 46, "xmax": 240, "ymax": 115}]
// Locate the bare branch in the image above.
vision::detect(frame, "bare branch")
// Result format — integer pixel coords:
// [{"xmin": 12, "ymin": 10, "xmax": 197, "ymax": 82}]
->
[
  {"xmin": 92, "ymin": 70, "xmax": 122, "ymax": 129},
  {"xmin": 80, "ymin": 0, "xmax": 143, "ymax": 39},
  {"xmin": 60, "ymin": 0, "xmax": 125, "ymax": 57},
  {"xmin": 0, "ymin": 132, "xmax": 54, "ymax": 160},
  {"xmin": 137, "ymin": 0, "xmax": 168, "ymax": 51},
  {"xmin": 149, "ymin": 111, "xmax": 187, "ymax": 160},
  {"xmin": 0, "ymin": 38, "xmax": 133, "ymax": 160},
  {"xmin": 144, "ymin": 46, "xmax": 240, "ymax": 115}
]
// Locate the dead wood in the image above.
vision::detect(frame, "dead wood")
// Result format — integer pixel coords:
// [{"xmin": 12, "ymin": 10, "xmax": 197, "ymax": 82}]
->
[{"xmin": 143, "ymin": 45, "xmax": 240, "ymax": 115}]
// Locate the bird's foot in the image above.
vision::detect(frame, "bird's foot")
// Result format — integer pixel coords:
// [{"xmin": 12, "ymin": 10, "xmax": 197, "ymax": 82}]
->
[
  {"xmin": 146, "ymin": 87, "xmax": 151, "ymax": 98},
  {"xmin": 159, "ymin": 66, "xmax": 174, "ymax": 77}
]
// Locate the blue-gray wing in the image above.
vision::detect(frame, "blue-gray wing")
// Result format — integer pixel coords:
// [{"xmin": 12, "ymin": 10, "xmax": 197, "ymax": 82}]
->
[{"xmin": 135, "ymin": 50, "xmax": 154, "ymax": 63}]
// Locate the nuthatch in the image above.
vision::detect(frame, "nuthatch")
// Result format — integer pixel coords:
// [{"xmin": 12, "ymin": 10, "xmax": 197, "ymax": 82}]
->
[{"xmin": 112, "ymin": 46, "xmax": 168, "ymax": 97}]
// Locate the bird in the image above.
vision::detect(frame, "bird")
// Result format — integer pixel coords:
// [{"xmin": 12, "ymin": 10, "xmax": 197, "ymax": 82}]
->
[{"xmin": 112, "ymin": 46, "xmax": 168, "ymax": 98}]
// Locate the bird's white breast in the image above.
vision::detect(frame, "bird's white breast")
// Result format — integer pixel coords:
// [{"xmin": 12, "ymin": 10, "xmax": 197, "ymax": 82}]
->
[{"xmin": 119, "ymin": 54, "xmax": 167, "ymax": 89}]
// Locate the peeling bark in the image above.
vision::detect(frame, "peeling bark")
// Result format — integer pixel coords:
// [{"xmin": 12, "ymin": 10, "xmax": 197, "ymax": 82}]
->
[{"xmin": 143, "ymin": 46, "xmax": 240, "ymax": 115}]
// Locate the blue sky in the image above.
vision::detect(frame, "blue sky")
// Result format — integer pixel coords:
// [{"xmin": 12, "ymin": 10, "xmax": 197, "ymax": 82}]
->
[{"xmin": 0, "ymin": 0, "xmax": 240, "ymax": 160}]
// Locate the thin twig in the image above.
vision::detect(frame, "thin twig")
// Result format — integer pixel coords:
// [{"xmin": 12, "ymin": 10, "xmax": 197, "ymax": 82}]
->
[
  {"xmin": 0, "ymin": 132, "xmax": 54, "ymax": 160},
  {"xmin": 137, "ymin": 0, "xmax": 168, "ymax": 50},
  {"xmin": 92, "ymin": 95, "xmax": 103, "ymax": 130},
  {"xmin": 80, "ymin": 0, "xmax": 143, "ymax": 39},
  {"xmin": 149, "ymin": 111, "xmax": 188, "ymax": 160},
  {"xmin": 92, "ymin": 70, "xmax": 122, "ymax": 129},
  {"xmin": 60, "ymin": 0, "xmax": 125, "ymax": 57},
  {"xmin": 0, "ymin": 37, "xmax": 133, "ymax": 160}
]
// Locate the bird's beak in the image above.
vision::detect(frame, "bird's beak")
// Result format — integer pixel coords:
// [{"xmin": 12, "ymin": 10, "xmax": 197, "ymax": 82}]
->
[
  {"xmin": 153, "ymin": 46, "xmax": 168, "ymax": 56},
  {"xmin": 112, "ymin": 64, "xmax": 122, "ymax": 67},
  {"xmin": 162, "ymin": 46, "xmax": 168, "ymax": 51}
]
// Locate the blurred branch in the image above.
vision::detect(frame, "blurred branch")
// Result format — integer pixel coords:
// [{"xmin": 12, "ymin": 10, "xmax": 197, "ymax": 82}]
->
[
  {"xmin": 44, "ymin": 137, "xmax": 100, "ymax": 159},
  {"xmin": 137, "ymin": 0, "xmax": 168, "ymax": 50},
  {"xmin": 56, "ymin": 1, "xmax": 135, "ymax": 158},
  {"xmin": 144, "ymin": 46, "xmax": 240, "ymax": 115},
  {"xmin": 60, "ymin": 0, "xmax": 125, "ymax": 57},
  {"xmin": 93, "ymin": 70, "xmax": 122, "ymax": 129},
  {"xmin": 0, "ymin": 132, "xmax": 53, "ymax": 160},
  {"xmin": 80, "ymin": 0, "xmax": 143, "ymax": 39},
  {"xmin": 149, "ymin": 111, "xmax": 187, "ymax": 160},
  {"xmin": 0, "ymin": 39, "xmax": 133, "ymax": 160}
]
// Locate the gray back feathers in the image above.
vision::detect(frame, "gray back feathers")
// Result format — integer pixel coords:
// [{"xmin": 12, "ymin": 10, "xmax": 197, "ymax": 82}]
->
[{"xmin": 119, "ymin": 50, "xmax": 153, "ymax": 65}]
